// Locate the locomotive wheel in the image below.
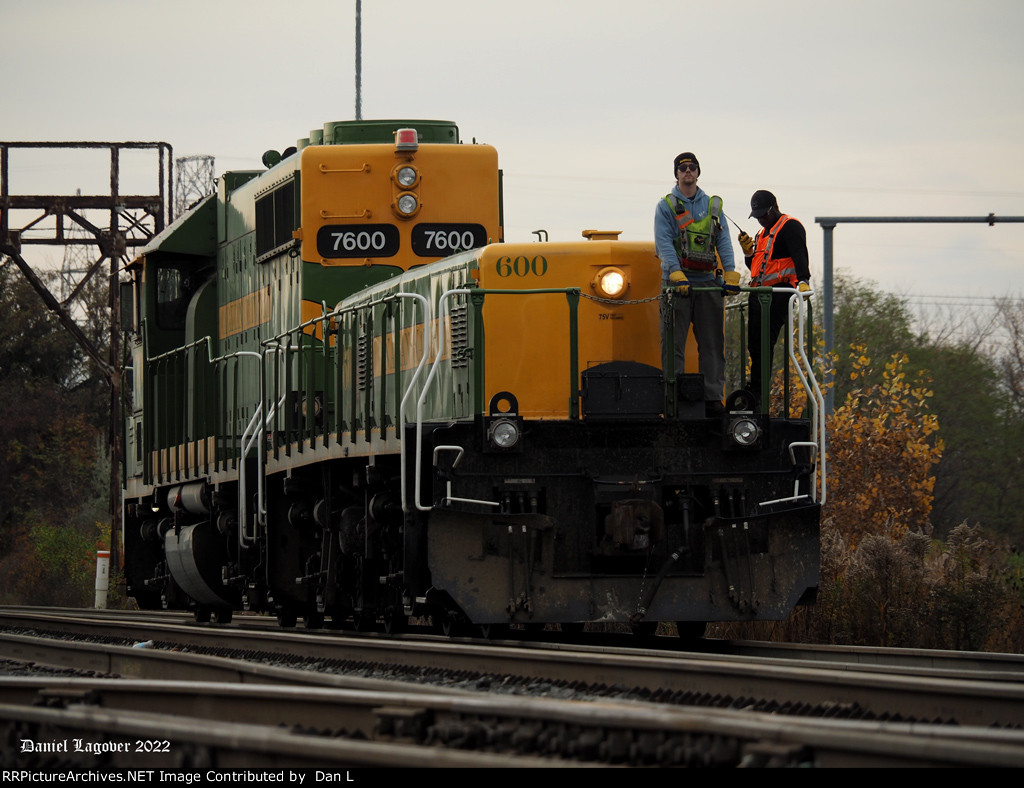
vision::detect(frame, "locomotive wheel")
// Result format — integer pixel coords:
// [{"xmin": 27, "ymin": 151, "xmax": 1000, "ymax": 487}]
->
[
  {"xmin": 352, "ymin": 613, "xmax": 376, "ymax": 632},
  {"xmin": 277, "ymin": 609, "xmax": 298, "ymax": 628},
  {"xmin": 304, "ymin": 612, "xmax": 324, "ymax": 630},
  {"xmin": 676, "ymin": 621, "xmax": 707, "ymax": 640},
  {"xmin": 433, "ymin": 616, "xmax": 467, "ymax": 637},
  {"xmin": 478, "ymin": 623, "xmax": 510, "ymax": 640},
  {"xmin": 193, "ymin": 606, "xmax": 211, "ymax": 624},
  {"xmin": 133, "ymin": 593, "xmax": 164, "ymax": 611},
  {"xmin": 383, "ymin": 612, "xmax": 409, "ymax": 634},
  {"xmin": 212, "ymin": 608, "xmax": 233, "ymax": 625}
]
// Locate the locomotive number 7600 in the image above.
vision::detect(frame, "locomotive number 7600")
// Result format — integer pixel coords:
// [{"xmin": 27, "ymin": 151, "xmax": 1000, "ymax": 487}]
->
[
  {"xmin": 412, "ymin": 223, "xmax": 487, "ymax": 257},
  {"xmin": 317, "ymin": 224, "xmax": 400, "ymax": 258}
]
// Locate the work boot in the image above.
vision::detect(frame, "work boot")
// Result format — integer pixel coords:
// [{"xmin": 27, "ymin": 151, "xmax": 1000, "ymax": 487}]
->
[{"xmin": 705, "ymin": 400, "xmax": 726, "ymax": 417}]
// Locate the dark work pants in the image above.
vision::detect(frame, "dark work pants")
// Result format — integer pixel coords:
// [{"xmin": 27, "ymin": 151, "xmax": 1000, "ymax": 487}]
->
[{"xmin": 660, "ymin": 289, "xmax": 725, "ymax": 402}]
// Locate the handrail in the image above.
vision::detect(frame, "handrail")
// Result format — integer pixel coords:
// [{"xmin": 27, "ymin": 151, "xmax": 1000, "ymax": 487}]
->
[
  {"xmin": 139, "ymin": 279, "xmax": 826, "ymax": 522},
  {"xmin": 782, "ymin": 286, "xmax": 827, "ymax": 505},
  {"xmin": 232, "ymin": 351, "xmax": 263, "ymax": 547},
  {"xmin": 778, "ymin": 288, "xmax": 827, "ymax": 503},
  {"xmin": 261, "ymin": 287, "xmax": 434, "ymax": 515},
  {"xmin": 415, "ymin": 288, "xmax": 470, "ymax": 511},
  {"xmin": 237, "ymin": 343, "xmax": 297, "ymax": 549},
  {"xmin": 433, "ymin": 445, "xmax": 501, "ymax": 509},
  {"xmin": 395, "ymin": 291, "xmax": 431, "ymax": 514}
]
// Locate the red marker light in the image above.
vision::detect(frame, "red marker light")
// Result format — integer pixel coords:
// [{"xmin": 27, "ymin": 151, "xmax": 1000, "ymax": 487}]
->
[{"xmin": 395, "ymin": 128, "xmax": 418, "ymax": 151}]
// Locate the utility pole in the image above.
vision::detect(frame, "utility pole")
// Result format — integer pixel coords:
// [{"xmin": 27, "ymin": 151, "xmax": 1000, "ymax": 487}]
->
[{"xmin": 355, "ymin": 0, "xmax": 362, "ymax": 120}]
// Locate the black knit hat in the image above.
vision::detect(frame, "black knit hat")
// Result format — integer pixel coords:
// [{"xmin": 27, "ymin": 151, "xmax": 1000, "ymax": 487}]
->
[
  {"xmin": 673, "ymin": 152, "xmax": 700, "ymax": 177},
  {"xmin": 749, "ymin": 189, "xmax": 778, "ymax": 218}
]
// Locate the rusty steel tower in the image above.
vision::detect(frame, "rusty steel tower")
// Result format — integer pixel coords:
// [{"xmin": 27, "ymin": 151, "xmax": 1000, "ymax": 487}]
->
[{"xmin": 0, "ymin": 140, "xmax": 174, "ymax": 577}]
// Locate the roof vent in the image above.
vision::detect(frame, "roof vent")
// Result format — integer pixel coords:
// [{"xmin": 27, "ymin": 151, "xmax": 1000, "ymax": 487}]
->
[{"xmin": 582, "ymin": 230, "xmax": 622, "ymax": 241}]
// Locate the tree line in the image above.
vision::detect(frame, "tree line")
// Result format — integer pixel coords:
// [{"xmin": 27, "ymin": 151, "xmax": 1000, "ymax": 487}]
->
[{"xmin": 720, "ymin": 274, "xmax": 1024, "ymax": 651}]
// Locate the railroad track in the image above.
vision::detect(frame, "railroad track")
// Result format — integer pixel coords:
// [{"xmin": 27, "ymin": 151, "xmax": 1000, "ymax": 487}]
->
[
  {"xmin": 6, "ymin": 675, "xmax": 1024, "ymax": 769},
  {"xmin": 2, "ymin": 607, "xmax": 1023, "ymax": 767}
]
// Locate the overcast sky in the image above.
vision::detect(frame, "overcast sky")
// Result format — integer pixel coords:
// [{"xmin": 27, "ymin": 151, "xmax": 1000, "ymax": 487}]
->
[{"xmin": 3, "ymin": 0, "xmax": 1023, "ymax": 336}]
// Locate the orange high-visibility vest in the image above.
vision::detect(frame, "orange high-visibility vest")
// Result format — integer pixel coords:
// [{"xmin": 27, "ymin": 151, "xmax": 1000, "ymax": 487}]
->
[{"xmin": 749, "ymin": 214, "xmax": 798, "ymax": 287}]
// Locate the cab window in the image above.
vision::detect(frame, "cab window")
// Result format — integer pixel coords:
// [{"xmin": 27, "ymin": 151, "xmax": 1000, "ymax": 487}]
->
[{"xmin": 155, "ymin": 262, "xmax": 191, "ymax": 330}]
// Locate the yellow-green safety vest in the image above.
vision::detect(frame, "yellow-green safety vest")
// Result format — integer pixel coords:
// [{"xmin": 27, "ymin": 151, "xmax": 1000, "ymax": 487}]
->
[{"xmin": 663, "ymin": 194, "xmax": 723, "ymax": 272}]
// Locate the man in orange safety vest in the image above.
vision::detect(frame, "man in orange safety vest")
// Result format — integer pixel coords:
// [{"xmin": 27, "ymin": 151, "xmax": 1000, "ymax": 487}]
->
[{"xmin": 737, "ymin": 190, "xmax": 811, "ymax": 405}]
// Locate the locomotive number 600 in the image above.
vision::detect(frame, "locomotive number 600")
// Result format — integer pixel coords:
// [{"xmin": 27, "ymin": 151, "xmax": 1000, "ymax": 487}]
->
[{"xmin": 495, "ymin": 255, "xmax": 548, "ymax": 278}]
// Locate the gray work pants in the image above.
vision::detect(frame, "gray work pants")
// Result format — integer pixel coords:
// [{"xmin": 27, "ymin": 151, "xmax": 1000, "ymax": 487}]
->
[{"xmin": 660, "ymin": 289, "xmax": 725, "ymax": 402}]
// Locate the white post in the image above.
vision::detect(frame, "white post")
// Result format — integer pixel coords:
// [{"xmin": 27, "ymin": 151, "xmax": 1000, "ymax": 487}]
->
[{"xmin": 94, "ymin": 549, "xmax": 110, "ymax": 609}]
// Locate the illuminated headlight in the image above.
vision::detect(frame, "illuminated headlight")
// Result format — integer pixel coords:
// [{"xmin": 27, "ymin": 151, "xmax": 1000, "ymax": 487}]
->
[
  {"xmin": 592, "ymin": 266, "xmax": 628, "ymax": 299},
  {"xmin": 396, "ymin": 165, "xmax": 418, "ymax": 187},
  {"xmin": 488, "ymin": 418, "xmax": 520, "ymax": 449},
  {"xmin": 728, "ymin": 416, "xmax": 761, "ymax": 447},
  {"xmin": 396, "ymin": 192, "xmax": 419, "ymax": 215}
]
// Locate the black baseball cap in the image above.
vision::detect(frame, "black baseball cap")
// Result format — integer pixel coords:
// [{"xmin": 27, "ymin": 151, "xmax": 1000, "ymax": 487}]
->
[
  {"xmin": 673, "ymin": 152, "xmax": 700, "ymax": 176},
  {"xmin": 749, "ymin": 190, "xmax": 777, "ymax": 218}
]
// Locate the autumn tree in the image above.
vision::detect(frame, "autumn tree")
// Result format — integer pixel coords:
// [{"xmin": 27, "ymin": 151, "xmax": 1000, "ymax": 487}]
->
[
  {"xmin": 829, "ymin": 277, "xmax": 1023, "ymax": 542},
  {"xmin": 829, "ymin": 274, "xmax": 917, "ymax": 405},
  {"xmin": 826, "ymin": 348, "xmax": 943, "ymax": 547},
  {"xmin": 0, "ymin": 261, "xmax": 108, "ymax": 605}
]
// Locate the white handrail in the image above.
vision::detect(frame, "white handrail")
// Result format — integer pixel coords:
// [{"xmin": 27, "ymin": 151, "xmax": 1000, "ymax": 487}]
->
[
  {"xmin": 233, "ymin": 351, "xmax": 263, "ymax": 547},
  {"xmin": 415, "ymin": 288, "xmax": 470, "ymax": 511},
  {"xmin": 237, "ymin": 345, "xmax": 292, "ymax": 548},
  {"xmin": 781, "ymin": 286, "xmax": 828, "ymax": 506},
  {"xmin": 433, "ymin": 444, "xmax": 501, "ymax": 509},
  {"xmin": 394, "ymin": 291, "xmax": 431, "ymax": 514}
]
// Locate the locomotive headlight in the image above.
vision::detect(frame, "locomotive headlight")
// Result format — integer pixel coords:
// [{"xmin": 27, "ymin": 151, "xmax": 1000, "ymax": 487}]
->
[
  {"xmin": 488, "ymin": 418, "xmax": 520, "ymax": 449},
  {"xmin": 592, "ymin": 266, "xmax": 628, "ymax": 299},
  {"xmin": 395, "ymin": 165, "xmax": 418, "ymax": 188},
  {"xmin": 395, "ymin": 192, "xmax": 419, "ymax": 216},
  {"xmin": 728, "ymin": 416, "xmax": 761, "ymax": 447}
]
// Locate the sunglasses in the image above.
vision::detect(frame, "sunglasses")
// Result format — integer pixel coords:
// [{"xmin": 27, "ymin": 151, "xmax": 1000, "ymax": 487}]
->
[{"xmin": 677, "ymin": 163, "xmax": 698, "ymax": 172}]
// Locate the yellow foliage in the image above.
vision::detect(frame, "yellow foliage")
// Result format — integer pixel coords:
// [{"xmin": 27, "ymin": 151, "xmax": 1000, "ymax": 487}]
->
[{"xmin": 825, "ymin": 345, "xmax": 943, "ymax": 547}]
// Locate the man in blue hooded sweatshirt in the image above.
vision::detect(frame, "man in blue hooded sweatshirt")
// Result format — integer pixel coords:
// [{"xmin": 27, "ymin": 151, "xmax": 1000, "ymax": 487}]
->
[{"xmin": 654, "ymin": 152, "xmax": 739, "ymax": 416}]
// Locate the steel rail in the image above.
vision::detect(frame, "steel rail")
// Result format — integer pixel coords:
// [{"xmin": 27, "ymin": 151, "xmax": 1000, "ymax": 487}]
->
[
  {"xmin": 3, "ymin": 677, "xmax": 1024, "ymax": 768},
  {"xmin": 2, "ymin": 609, "xmax": 1023, "ymax": 730}
]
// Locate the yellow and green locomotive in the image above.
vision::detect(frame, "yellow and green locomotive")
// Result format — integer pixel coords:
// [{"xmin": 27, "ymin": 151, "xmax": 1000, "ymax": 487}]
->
[{"xmin": 121, "ymin": 119, "xmax": 822, "ymax": 635}]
